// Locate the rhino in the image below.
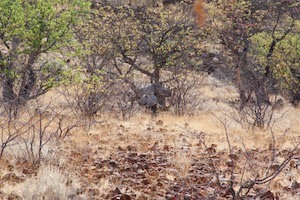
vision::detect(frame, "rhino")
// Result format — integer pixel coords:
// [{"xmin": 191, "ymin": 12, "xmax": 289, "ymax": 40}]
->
[
  {"xmin": 139, "ymin": 94, "xmax": 159, "ymax": 114},
  {"xmin": 136, "ymin": 83, "xmax": 172, "ymax": 114}
]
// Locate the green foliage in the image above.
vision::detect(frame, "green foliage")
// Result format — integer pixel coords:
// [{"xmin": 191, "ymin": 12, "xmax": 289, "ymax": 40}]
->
[
  {"xmin": 209, "ymin": 0, "xmax": 300, "ymax": 83},
  {"xmin": 0, "ymin": 0, "xmax": 90, "ymax": 54},
  {"xmin": 207, "ymin": 0, "xmax": 300, "ymax": 128},
  {"xmin": 40, "ymin": 59, "xmax": 67, "ymax": 90},
  {"xmin": 273, "ymin": 34, "xmax": 300, "ymax": 92},
  {"xmin": 250, "ymin": 32, "xmax": 300, "ymax": 92},
  {"xmin": 80, "ymin": 3, "xmax": 202, "ymax": 83},
  {"xmin": 0, "ymin": 0, "xmax": 90, "ymax": 109},
  {"xmin": 71, "ymin": 71, "xmax": 113, "ymax": 118},
  {"xmin": 0, "ymin": 0, "xmax": 25, "ymax": 40},
  {"xmin": 250, "ymin": 32, "xmax": 272, "ymax": 67}
]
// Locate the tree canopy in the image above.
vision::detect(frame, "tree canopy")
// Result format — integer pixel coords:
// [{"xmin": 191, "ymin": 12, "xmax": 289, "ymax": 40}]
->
[{"xmin": 0, "ymin": 0, "xmax": 90, "ymax": 116}]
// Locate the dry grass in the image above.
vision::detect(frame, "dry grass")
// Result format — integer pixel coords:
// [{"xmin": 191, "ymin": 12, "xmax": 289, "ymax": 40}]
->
[
  {"xmin": 2, "ymin": 164, "xmax": 81, "ymax": 199},
  {"xmin": 0, "ymin": 74, "xmax": 299, "ymax": 199}
]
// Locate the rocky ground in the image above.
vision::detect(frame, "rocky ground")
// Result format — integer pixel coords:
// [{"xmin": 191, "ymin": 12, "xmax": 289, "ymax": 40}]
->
[{"xmin": 0, "ymin": 76, "xmax": 299, "ymax": 199}]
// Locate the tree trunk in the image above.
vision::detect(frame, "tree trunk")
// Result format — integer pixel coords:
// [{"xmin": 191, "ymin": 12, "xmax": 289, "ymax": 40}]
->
[
  {"xmin": 151, "ymin": 65, "xmax": 161, "ymax": 83},
  {"xmin": 1, "ymin": 37, "xmax": 20, "ymax": 116},
  {"xmin": 2, "ymin": 77, "xmax": 18, "ymax": 117},
  {"xmin": 18, "ymin": 53, "xmax": 38, "ymax": 104},
  {"xmin": 236, "ymin": 54, "xmax": 248, "ymax": 110},
  {"xmin": 236, "ymin": 64, "xmax": 247, "ymax": 110},
  {"xmin": 18, "ymin": 68, "xmax": 36, "ymax": 104}
]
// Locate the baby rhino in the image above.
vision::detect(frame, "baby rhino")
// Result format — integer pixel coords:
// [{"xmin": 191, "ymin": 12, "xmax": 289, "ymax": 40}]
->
[
  {"xmin": 137, "ymin": 83, "xmax": 171, "ymax": 114},
  {"xmin": 139, "ymin": 94, "xmax": 159, "ymax": 114}
]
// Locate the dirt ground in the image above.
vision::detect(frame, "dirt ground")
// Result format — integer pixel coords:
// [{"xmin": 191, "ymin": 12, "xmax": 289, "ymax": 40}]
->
[{"xmin": 0, "ymin": 75, "xmax": 299, "ymax": 199}]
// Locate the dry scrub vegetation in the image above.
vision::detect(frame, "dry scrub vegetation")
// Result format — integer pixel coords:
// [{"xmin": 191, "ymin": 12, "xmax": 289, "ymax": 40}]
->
[
  {"xmin": 0, "ymin": 74, "xmax": 299, "ymax": 199},
  {"xmin": 0, "ymin": 0, "xmax": 300, "ymax": 199}
]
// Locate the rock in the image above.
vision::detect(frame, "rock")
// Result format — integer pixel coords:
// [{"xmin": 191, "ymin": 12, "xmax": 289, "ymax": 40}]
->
[
  {"xmin": 156, "ymin": 120, "xmax": 164, "ymax": 126},
  {"xmin": 120, "ymin": 194, "xmax": 131, "ymax": 200},
  {"xmin": 2, "ymin": 173, "xmax": 24, "ymax": 183},
  {"xmin": 114, "ymin": 187, "xmax": 122, "ymax": 195},
  {"xmin": 126, "ymin": 145, "xmax": 137, "ymax": 152},
  {"xmin": 141, "ymin": 178, "xmax": 150, "ymax": 185},
  {"xmin": 212, "ymin": 57, "xmax": 219, "ymax": 63},
  {"xmin": 7, "ymin": 193, "xmax": 21, "ymax": 200},
  {"xmin": 291, "ymin": 182, "xmax": 300, "ymax": 190},
  {"xmin": 90, "ymin": 166, "xmax": 97, "ymax": 170},
  {"xmin": 108, "ymin": 161, "xmax": 118, "ymax": 168},
  {"xmin": 137, "ymin": 194, "xmax": 148, "ymax": 200},
  {"xmin": 259, "ymin": 191, "xmax": 274, "ymax": 200},
  {"xmin": 88, "ymin": 188, "xmax": 100, "ymax": 196}
]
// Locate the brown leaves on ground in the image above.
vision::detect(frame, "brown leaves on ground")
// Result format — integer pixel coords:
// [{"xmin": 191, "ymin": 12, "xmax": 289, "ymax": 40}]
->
[{"xmin": 0, "ymin": 116, "xmax": 299, "ymax": 199}]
